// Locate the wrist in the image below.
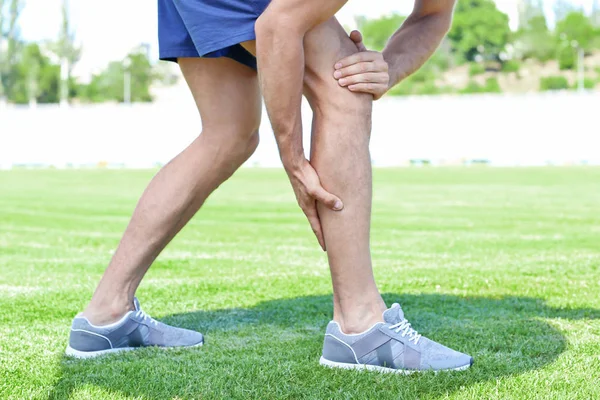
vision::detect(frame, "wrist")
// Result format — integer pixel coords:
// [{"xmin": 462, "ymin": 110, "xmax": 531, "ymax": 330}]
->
[
  {"xmin": 280, "ymin": 149, "xmax": 305, "ymax": 174},
  {"xmin": 383, "ymin": 50, "xmax": 409, "ymax": 88}
]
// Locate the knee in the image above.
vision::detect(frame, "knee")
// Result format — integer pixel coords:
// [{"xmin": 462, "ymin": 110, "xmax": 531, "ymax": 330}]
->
[
  {"xmin": 305, "ymin": 73, "xmax": 372, "ymax": 129},
  {"xmin": 315, "ymin": 88, "xmax": 373, "ymax": 132},
  {"xmin": 240, "ymin": 130, "xmax": 260, "ymax": 160},
  {"xmin": 206, "ymin": 126, "xmax": 259, "ymax": 166}
]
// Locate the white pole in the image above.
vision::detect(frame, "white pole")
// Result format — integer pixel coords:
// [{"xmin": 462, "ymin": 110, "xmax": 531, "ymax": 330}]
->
[
  {"xmin": 577, "ymin": 47, "xmax": 584, "ymax": 92},
  {"xmin": 124, "ymin": 70, "xmax": 131, "ymax": 104},
  {"xmin": 60, "ymin": 58, "xmax": 69, "ymax": 108}
]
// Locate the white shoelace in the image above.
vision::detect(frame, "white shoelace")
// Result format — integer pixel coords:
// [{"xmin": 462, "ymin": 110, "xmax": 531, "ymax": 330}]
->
[
  {"xmin": 135, "ymin": 309, "xmax": 159, "ymax": 327},
  {"xmin": 389, "ymin": 319, "xmax": 422, "ymax": 344}
]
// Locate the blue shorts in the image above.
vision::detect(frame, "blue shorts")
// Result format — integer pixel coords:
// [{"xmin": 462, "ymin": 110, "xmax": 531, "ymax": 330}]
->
[{"xmin": 158, "ymin": 0, "xmax": 271, "ymax": 70}]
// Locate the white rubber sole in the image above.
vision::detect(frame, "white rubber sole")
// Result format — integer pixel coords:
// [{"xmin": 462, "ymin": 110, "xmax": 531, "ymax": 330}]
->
[
  {"xmin": 65, "ymin": 342, "xmax": 203, "ymax": 359},
  {"xmin": 319, "ymin": 357, "xmax": 472, "ymax": 375}
]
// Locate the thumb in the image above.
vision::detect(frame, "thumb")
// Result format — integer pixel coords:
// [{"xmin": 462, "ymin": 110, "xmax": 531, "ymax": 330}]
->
[
  {"xmin": 313, "ymin": 185, "xmax": 344, "ymax": 211},
  {"xmin": 349, "ymin": 30, "xmax": 367, "ymax": 52}
]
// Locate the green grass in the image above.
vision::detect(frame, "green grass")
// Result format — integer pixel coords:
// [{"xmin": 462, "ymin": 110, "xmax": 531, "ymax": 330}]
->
[{"xmin": 1, "ymin": 167, "xmax": 599, "ymax": 399}]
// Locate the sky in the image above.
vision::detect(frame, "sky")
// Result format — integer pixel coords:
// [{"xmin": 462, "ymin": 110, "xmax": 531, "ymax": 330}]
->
[{"xmin": 18, "ymin": 0, "xmax": 595, "ymax": 80}]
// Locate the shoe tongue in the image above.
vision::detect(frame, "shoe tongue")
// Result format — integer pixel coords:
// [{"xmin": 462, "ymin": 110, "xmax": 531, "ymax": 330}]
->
[
  {"xmin": 133, "ymin": 297, "xmax": 141, "ymax": 312},
  {"xmin": 383, "ymin": 303, "xmax": 405, "ymax": 324}
]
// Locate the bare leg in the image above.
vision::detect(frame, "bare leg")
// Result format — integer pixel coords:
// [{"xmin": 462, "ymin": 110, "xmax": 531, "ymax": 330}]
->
[
  {"xmin": 242, "ymin": 20, "xmax": 385, "ymax": 334},
  {"xmin": 303, "ymin": 20, "xmax": 386, "ymax": 333},
  {"xmin": 83, "ymin": 57, "xmax": 261, "ymax": 324}
]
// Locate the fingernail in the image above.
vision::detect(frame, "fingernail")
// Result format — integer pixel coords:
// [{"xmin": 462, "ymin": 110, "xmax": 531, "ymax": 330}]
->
[
  {"xmin": 334, "ymin": 70, "xmax": 342, "ymax": 79},
  {"xmin": 339, "ymin": 79, "xmax": 346, "ymax": 86},
  {"xmin": 335, "ymin": 63, "xmax": 342, "ymax": 69},
  {"xmin": 334, "ymin": 201, "xmax": 343, "ymax": 210}
]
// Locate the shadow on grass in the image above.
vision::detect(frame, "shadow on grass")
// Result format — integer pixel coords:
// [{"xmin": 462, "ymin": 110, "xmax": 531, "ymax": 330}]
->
[{"xmin": 48, "ymin": 294, "xmax": 599, "ymax": 399}]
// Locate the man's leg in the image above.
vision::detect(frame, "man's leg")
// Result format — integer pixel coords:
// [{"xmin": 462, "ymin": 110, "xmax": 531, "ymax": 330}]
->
[
  {"xmin": 83, "ymin": 57, "xmax": 261, "ymax": 325},
  {"xmin": 302, "ymin": 20, "xmax": 386, "ymax": 334},
  {"xmin": 241, "ymin": 19, "xmax": 384, "ymax": 334},
  {"xmin": 301, "ymin": 20, "xmax": 472, "ymax": 373},
  {"xmin": 243, "ymin": 22, "xmax": 472, "ymax": 372}
]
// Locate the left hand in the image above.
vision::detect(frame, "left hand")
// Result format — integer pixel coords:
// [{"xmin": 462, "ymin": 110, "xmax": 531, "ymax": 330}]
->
[{"xmin": 334, "ymin": 30, "xmax": 390, "ymax": 100}]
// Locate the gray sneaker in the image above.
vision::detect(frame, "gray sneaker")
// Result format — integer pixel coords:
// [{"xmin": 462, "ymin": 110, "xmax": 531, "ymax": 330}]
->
[
  {"xmin": 320, "ymin": 303, "xmax": 473, "ymax": 374},
  {"xmin": 66, "ymin": 298, "xmax": 204, "ymax": 358}
]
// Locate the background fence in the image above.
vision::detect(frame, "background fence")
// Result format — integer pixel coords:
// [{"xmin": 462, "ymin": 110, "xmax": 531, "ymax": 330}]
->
[{"xmin": 1, "ymin": 91, "xmax": 598, "ymax": 169}]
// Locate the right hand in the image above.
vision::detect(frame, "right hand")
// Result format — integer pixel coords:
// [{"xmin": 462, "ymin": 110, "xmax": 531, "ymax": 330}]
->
[{"xmin": 285, "ymin": 158, "xmax": 344, "ymax": 251}]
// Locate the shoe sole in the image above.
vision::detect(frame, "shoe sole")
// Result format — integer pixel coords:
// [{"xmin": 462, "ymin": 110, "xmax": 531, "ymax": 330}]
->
[
  {"xmin": 319, "ymin": 356, "xmax": 472, "ymax": 374},
  {"xmin": 65, "ymin": 342, "xmax": 204, "ymax": 359}
]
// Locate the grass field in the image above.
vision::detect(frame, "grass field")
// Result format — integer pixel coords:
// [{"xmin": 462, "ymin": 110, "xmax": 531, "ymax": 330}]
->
[{"xmin": 1, "ymin": 167, "xmax": 599, "ymax": 399}]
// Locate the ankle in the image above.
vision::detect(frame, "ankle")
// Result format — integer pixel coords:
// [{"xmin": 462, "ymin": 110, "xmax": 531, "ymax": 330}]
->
[
  {"xmin": 334, "ymin": 299, "xmax": 387, "ymax": 335},
  {"xmin": 82, "ymin": 296, "xmax": 135, "ymax": 326}
]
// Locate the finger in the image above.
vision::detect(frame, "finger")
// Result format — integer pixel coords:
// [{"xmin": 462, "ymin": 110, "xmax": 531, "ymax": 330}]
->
[
  {"xmin": 349, "ymin": 30, "xmax": 367, "ymax": 52},
  {"xmin": 349, "ymin": 30, "xmax": 363, "ymax": 44},
  {"xmin": 310, "ymin": 185, "xmax": 344, "ymax": 211},
  {"xmin": 347, "ymin": 83, "xmax": 386, "ymax": 96},
  {"xmin": 305, "ymin": 207, "xmax": 326, "ymax": 251},
  {"xmin": 334, "ymin": 52, "xmax": 377, "ymax": 70},
  {"xmin": 338, "ymin": 72, "xmax": 389, "ymax": 86},
  {"xmin": 334, "ymin": 61, "xmax": 382, "ymax": 79}
]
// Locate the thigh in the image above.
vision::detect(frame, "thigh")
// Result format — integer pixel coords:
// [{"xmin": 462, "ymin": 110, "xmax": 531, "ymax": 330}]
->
[
  {"xmin": 240, "ymin": 21, "xmax": 364, "ymax": 106},
  {"xmin": 178, "ymin": 57, "xmax": 262, "ymax": 134}
]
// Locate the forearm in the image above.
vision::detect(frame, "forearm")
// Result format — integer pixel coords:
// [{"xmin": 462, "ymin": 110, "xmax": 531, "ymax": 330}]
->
[
  {"xmin": 256, "ymin": 19, "xmax": 305, "ymax": 171},
  {"xmin": 255, "ymin": 0, "xmax": 346, "ymax": 171},
  {"xmin": 383, "ymin": 11, "xmax": 453, "ymax": 87}
]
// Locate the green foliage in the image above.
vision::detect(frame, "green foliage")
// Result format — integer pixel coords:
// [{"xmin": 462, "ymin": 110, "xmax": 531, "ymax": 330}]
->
[
  {"xmin": 515, "ymin": 15, "xmax": 556, "ymax": 62},
  {"xmin": 501, "ymin": 59, "xmax": 521, "ymax": 73},
  {"xmin": 80, "ymin": 51, "xmax": 154, "ymax": 103},
  {"xmin": 554, "ymin": 0, "xmax": 577, "ymax": 23},
  {"xmin": 414, "ymin": 82, "xmax": 442, "ymax": 95},
  {"xmin": 448, "ymin": 0, "xmax": 511, "ymax": 61},
  {"xmin": 557, "ymin": 46, "xmax": 576, "ymax": 70},
  {"xmin": 459, "ymin": 80, "xmax": 484, "ymax": 94},
  {"xmin": 387, "ymin": 82, "xmax": 412, "ymax": 96},
  {"xmin": 484, "ymin": 77, "xmax": 502, "ymax": 92},
  {"xmin": 469, "ymin": 63, "xmax": 486, "ymax": 76},
  {"xmin": 0, "ymin": 0, "xmax": 25, "ymax": 99},
  {"xmin": 540, "ymin": 76, "xmax": 569, "ymax": 91},
  {"xmin": 556, "ymin": 11, "xmax": 596, "ymax": 51},
  {"xmin": 518, "ymin": 0, "xmax": 545, "ymax": 30},
  {"xmin": 386, "ymin": 46, "xmax": 456, "ymax": 96},
  {"xmin": 459, "ymin": 77, "xmax": 502, "ymax": 94},
  {"xmin": 571, "ymin": 77, "xmax": 597, "ymax": 90},
  {"xmin": 7, "ymin": 43, "xmax": 65, "ymax": 104},
  {"xmin": 153, "ymin": 62, "xmax": 180, "ymax": 86},
  {"xmin": 356, "ymin": 14, "xmax": 406, "ymax": 51}
]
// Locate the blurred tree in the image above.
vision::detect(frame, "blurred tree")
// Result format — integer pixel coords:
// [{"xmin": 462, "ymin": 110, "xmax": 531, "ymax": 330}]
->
[
  {"xmin": 22, "ymin": 43, "xmax": 41, "ymax": 106},
  {"xmin": 554, "ymin": 0, "xmax": 577, "ymax": 24},
  {"xmin": 0, "ymin": 0, "xmax": 5, "ymax": 101},
  {"xmin": 80, "ymin": 48, "xmax": 153, "ymax": 103},
  {"xmin": 356, "ymin": 14, "xmax": 406, "ymax": 51},
  {"xmin": 557, "ymin": 45, "xmax": 576, "ymax": 69},
  {"xmin": 447, "ymin": 0, "xmax": 511, "ymax": 62},
  {"xmin": 51, "ymin": 0, "xmax": 81, "ymax": 106},
  {"xmin": 0, "ymin": 0, "xmax": 24, "ymax": 103},
  {"xmin": 10, "ymin": 43, "xmax": 61, "ymax": 104},
  {"xmin": 540, "ymin": 75, "xmax": 569, "ymax": 90},
  {"xmin": 515, "ymin": 15, "xmax": 556, "ymax": 61},
  {"xmin": 469, "ymin": 62, "xmax": 485, "ymax": 76},
  {"xmin": 501, "ymin": 59, "xmax": 521, "ymax": 72},
  {"xmin": 387, "ymin": 45, "xmax": 455, "ymax": 96},
  {"xmin": 518, "ymin": 0, "xmax": 544, "ymax": 29},
  {"xmin": 153, "ymin": 62, "xmax": 180, "ymax": 86},
  {"xmin": 484, "ymin": 77, "xmax": 502, "ymax": 92},
  {"xmin": 593, "ymin": 0, "xmax": 600, "ymax": 26},
  {"xmin": 556, "ymin": 11, "xmax": 596, "ymax": 51}
]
